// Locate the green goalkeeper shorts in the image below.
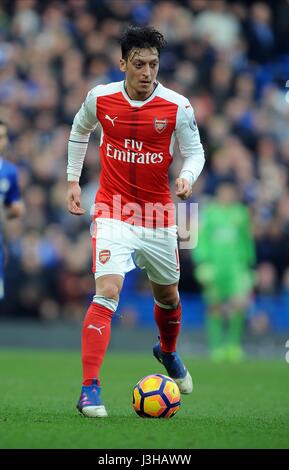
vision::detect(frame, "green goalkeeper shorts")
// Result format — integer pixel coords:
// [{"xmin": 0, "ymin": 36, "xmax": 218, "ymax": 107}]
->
[{"xmin": 195, "ymin": 263, "xmax": 254, "ymax": 305}]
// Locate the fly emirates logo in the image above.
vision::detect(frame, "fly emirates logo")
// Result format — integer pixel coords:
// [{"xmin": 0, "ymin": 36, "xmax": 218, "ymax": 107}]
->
[{"xmin": 106, "ymin": 139, "xmax": 164, "ymax": 164}]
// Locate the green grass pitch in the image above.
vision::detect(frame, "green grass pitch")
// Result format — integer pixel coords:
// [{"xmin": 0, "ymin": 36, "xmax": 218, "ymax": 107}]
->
[{"xmin": 0, "ymin": 349, "xmax": 289, "ymax": 449}]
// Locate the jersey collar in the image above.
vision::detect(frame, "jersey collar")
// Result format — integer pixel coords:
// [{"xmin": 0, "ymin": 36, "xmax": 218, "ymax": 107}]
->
[{"xmin": 121, "ymin": 80, "xmax": 160, "ymax": 107}]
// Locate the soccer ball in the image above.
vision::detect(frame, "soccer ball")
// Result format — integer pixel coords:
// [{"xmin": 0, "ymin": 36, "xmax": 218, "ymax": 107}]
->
[{"xmin": 132, "ymin": 374, "xmax": 181, "ymax": 418}]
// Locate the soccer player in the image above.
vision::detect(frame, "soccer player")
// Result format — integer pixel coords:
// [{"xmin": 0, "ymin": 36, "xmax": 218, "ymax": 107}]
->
[
  {"xmin": 193, "ymin": 180, "xmax": 255, "ymax": 362},
  {"xmin": 67, "ymin": 26, "xmax": 205, "ymax": 417},
  {"xmin": 0, "ymin": 120, "xmax": 25, "ymax": 299}
]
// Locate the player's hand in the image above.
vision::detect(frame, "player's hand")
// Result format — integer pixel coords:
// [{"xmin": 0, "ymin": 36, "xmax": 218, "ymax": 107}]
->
[
  {"xmin": 67, "ymin": 181, "xmax": 86, "ymax": 215},
  {"xmin": 175, "ymin": 178, "xmax": 192, "ymax": 200}
]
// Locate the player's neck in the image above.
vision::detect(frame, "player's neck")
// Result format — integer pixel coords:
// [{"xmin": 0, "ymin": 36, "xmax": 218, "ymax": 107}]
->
[{"xmin": 124, "ymin": 81, "xmax": 157, "ymax": 101}]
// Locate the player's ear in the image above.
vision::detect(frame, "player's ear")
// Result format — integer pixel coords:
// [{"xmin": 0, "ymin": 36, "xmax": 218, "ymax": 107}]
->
[{"xmin": 119, "ymin": 59, "xmax": 127, "ymax": 73}]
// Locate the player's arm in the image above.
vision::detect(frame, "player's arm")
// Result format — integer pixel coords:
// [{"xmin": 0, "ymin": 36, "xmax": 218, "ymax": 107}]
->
[
  {"xmin": 4, "ymin": 166, "xmax": 25, "ymax": 219},
  {"xmin": 175, "ymin": 102, "xmax": 205, "ymax": 200},
  {"xmin": 239, "ymin": 207, "xmax": 256, "ymax": 267},
  {"xmin": 67, "ymin": 89, "xmax": 99, "ymax": 215},
  {"xmin": 6, "ymin": 201, "xmax": 25, "ymax": 219}
]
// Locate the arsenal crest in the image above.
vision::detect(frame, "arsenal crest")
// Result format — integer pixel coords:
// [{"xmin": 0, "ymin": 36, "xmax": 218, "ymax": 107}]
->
[
  {"xmin": 99, "ymin": 249, "xmax": 111, "ymax": 264},
  {"xmin": 154, "ymin": 118, "xmax": 168, "ymax": 134}
]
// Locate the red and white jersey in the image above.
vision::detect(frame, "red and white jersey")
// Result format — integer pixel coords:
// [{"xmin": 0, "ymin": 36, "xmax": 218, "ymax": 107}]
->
[{"xmin": 68, "ymin": 80, "xmax": 205, "ymax": 227}]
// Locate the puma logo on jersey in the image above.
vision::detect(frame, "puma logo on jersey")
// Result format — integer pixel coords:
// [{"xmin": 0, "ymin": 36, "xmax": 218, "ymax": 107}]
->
[
  {"xmin": 87, "ymin": 324, "xmax": 106, "ymax": 335},
  {"xmin": 105, "ymin": 114, "xmax": 118, "ymax": 126}
]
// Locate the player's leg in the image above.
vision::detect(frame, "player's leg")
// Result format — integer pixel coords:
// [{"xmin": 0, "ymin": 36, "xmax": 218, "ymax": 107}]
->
[
  {"xmin": 195, "ymin": 263, "xmax": 227, "ymax": 361},
  {"xmin": 151, "ymin": 281, "xmax": 180, "ymax": 353},
  {"xmin": 134, "ymin": 224, "xmax": 181, "ymax": 352},
  {"xmin": 77, "ymin": 218, "xmax": 136, "ymax": 418},
  {"xmin": 224, "ymin": 269, "xmax": 253, "ymax": 362},
  {"xmin": 77, "ymin": 274, "xmax": 123, "ymax": 418},
  {"xmin": 81, "ymin": 274, "xmax": 123, "ymax": 385},
  {"xmin": 150, "ymin": 280, "xmax": 193, "ymax": 394},
  {"xmin": 225, "ymin": 296, "xmax": 248, "ymax": 362},
  {"xmin": 134, "ymin": 223, "xmax": 192, "ymax": 393},
  {"xmin": 206, "ymin": 304, "xmax": 226, "ymax": 362}
]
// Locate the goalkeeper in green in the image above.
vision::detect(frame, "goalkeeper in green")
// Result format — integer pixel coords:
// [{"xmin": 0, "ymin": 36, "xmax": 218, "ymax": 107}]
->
[{"xmin": 192, "ymin": 181, "xmax": 255, "ymax": 362}]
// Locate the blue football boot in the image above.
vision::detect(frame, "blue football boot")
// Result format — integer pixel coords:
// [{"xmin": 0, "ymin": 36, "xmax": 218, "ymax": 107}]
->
[
  {"xmin": 153, "ymin": 341, "xmax": 193, "ymax": 394},
  {"xmin": 77, "ymin": 379, "xmax": 108, "ymax": 418}
]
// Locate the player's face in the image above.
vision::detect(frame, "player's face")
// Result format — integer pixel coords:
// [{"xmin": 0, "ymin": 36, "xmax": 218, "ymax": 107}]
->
[
  {"xmin": 0, "ymin": 125, "xmax": 8, "ymax": 153},
  {"xmin": 120, "ymin": 47, "xmax": 159, "ymax": 99},
  {"xmin": 216, "ymin": 184, "xmax": 237, "ymax": 204}
]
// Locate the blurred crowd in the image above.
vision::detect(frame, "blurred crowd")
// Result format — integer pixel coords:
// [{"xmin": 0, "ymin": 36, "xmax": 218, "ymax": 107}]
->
[{"xmin": 1, "ymin": 0, "xmax": 289, "ymax": 326}]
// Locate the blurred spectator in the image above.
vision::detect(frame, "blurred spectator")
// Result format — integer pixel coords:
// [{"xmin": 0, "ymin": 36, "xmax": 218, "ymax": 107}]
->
[
  {"xmin": 194, "ymin": 0, "xmax": 241, "ymax": 51},
  {"xmin": 244, "ymin": 2, "xmax": 275, "ymax": 64},
  {"xmin": 248, "ymin": 262, "xmax": 277, "ymax": 335},
  {"xmin": 255, "ymin": 262, "xmax": 277, "ymax": 295}
]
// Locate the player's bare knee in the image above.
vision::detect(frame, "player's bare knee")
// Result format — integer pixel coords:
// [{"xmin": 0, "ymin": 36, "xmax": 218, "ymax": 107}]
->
[
  {"xmin": 152, "ymin": 282, "xmax": 179, "ymax": 307},
  {"xmin": 154, "ymin": 292, "xmax": 179, "ymax": 309},
  {"xmin": 96, "ymin": 282, "xmax": 120, "ymax": 301},
  {"xmin": 95, "ymin": 275, "xmax": 123, "ymax": 301},
  {"xmin": 230, "ymin": 297, "xmax": 248, "ymax": 311},
  {"xmin": 100, "ymin": 284, "xmax": 119, "ymax": 300}
]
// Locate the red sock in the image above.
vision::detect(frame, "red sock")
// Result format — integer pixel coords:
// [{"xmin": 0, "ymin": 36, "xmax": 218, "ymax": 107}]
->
[
  {"xmin": 154, "ymin": 302, "xmax": 182, "ymax": 353},
  {"xmin": 82, "ymin": 302, "xmax": 114, "ymax": 385}
]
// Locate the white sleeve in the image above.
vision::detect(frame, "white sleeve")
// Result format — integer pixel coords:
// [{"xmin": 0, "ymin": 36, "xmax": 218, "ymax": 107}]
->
[
  {"xmin": 175, "ymin": 101, "xmax": 205, "ymax": 187},
  {"xmin": 67, "ymin": 89, "xmax": 99, "ymax": 182}
]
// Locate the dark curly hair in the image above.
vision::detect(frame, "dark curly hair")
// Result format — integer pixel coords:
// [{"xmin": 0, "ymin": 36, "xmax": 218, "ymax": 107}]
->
[{"xmin": 119, "ymin": 26, "xmax": 167, "ymax": 60}]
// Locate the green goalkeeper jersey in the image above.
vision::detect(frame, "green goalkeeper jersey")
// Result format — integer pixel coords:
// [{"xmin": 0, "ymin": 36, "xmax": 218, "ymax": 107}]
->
[
  {"xmin": 192, "ymin": 202, "xmax": 255, "ymax": 303},
  {"xmin": 193, "ymin": 202, "xmax": 255, "ymax": 268}
]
